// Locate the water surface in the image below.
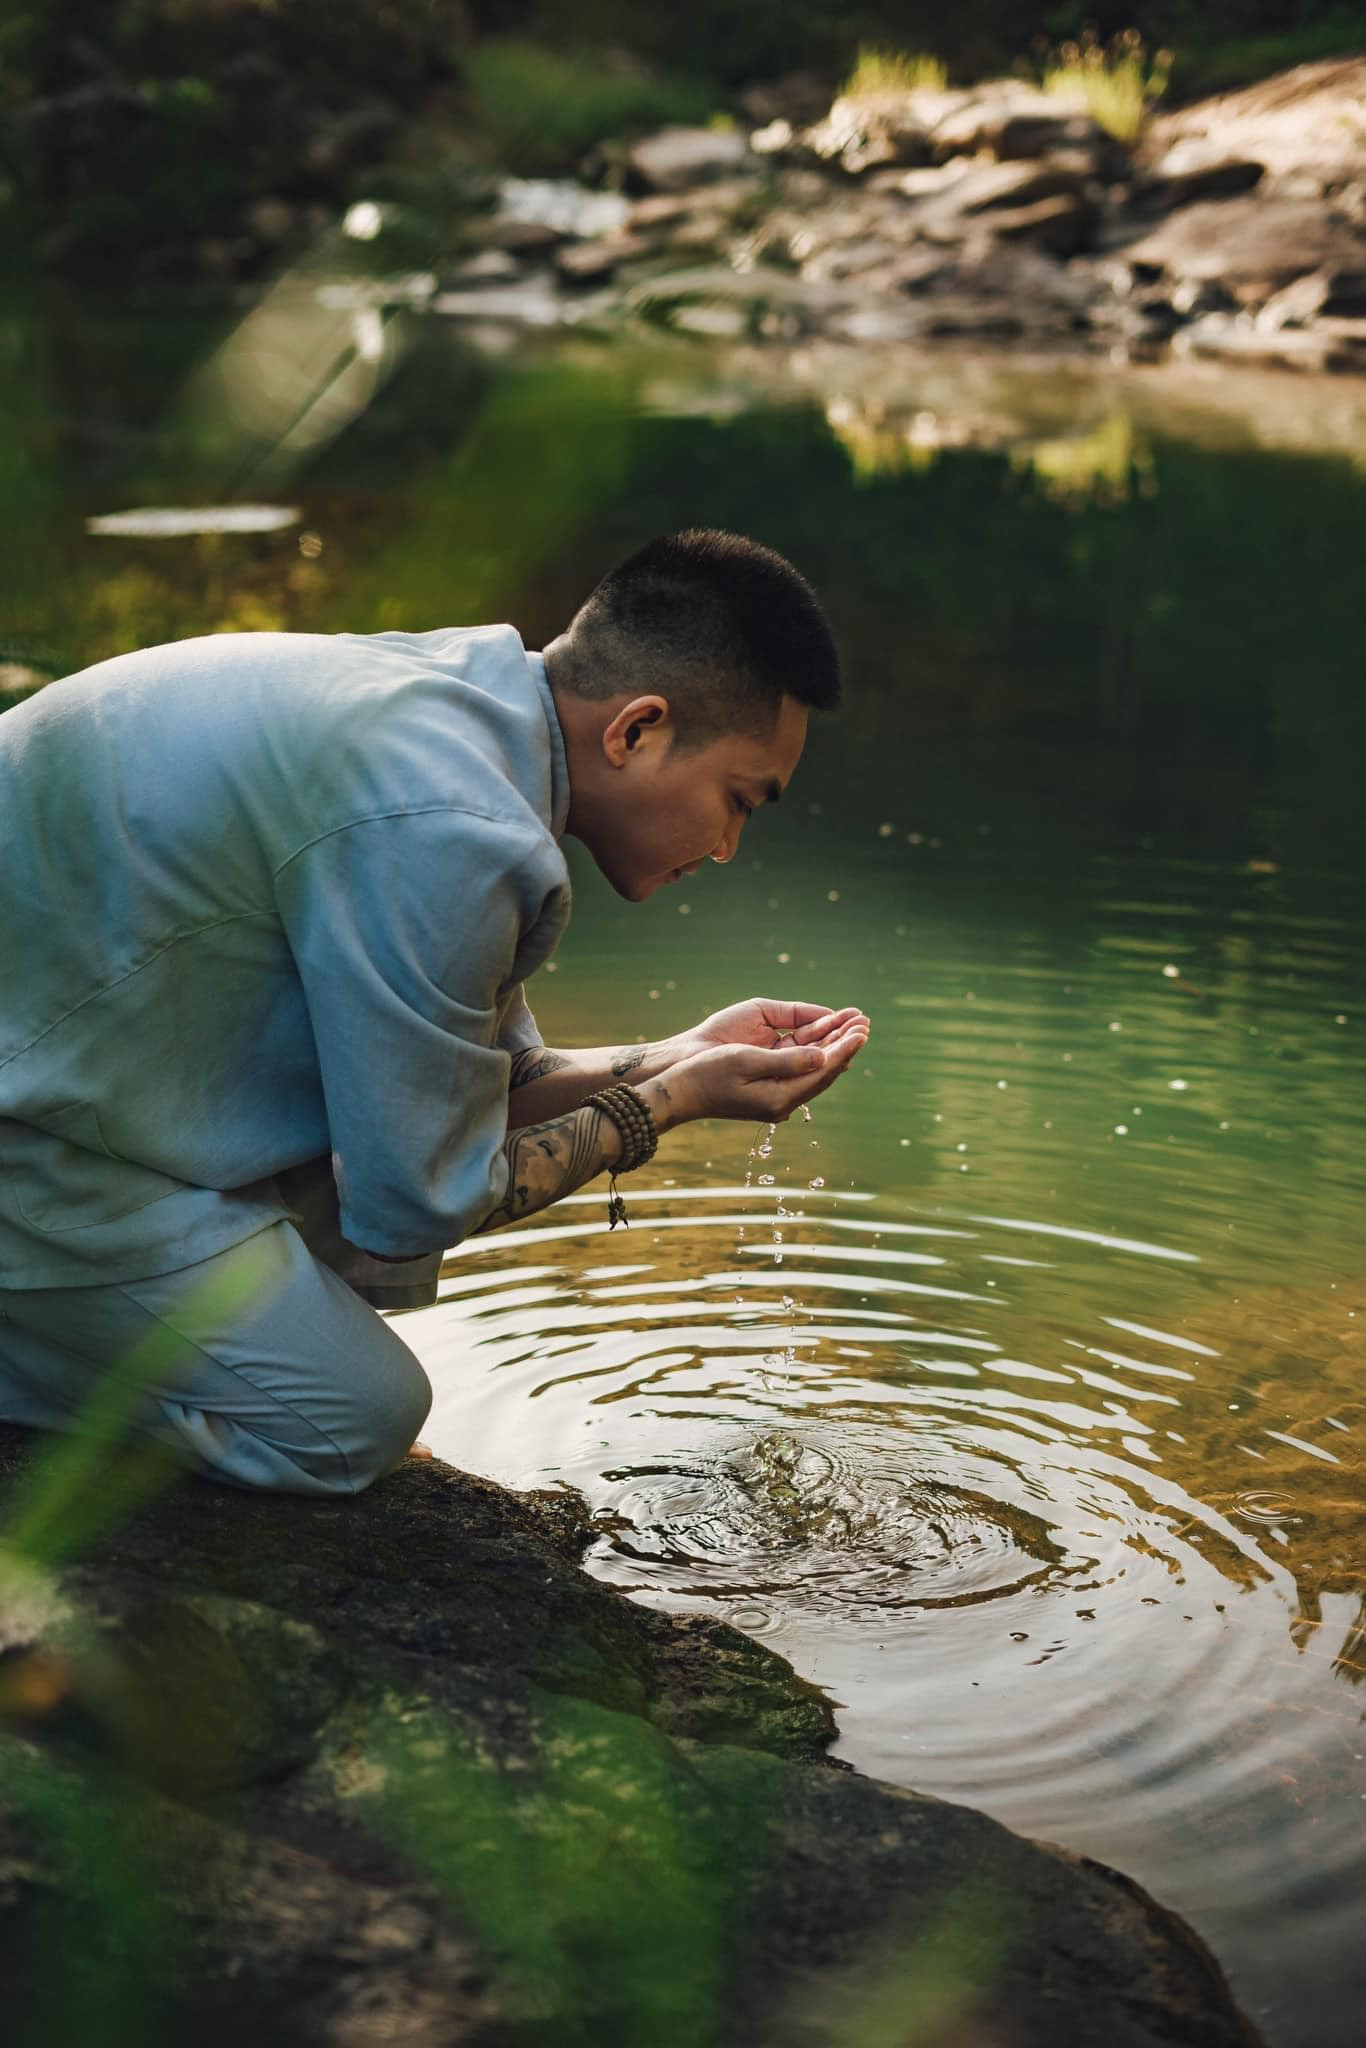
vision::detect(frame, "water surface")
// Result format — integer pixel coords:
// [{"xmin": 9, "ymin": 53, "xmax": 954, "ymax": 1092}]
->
[{"xmin": 5, "ymin": 295, "xmax": 1364, "ymax": 2046}]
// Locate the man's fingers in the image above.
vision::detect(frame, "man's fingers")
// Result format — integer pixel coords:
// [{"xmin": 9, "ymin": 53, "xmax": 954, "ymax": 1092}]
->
[
  {"xmin": 760, "ymin": 1041, "xmax": 831, "ymax": 1077},
  {"xmin": 767, "ymin": 1022, "xmax": 868, "ymax": 1112},
  {"xmin": 792, "ymin": 1007, "xmax": 862, "ymax": 1045}
]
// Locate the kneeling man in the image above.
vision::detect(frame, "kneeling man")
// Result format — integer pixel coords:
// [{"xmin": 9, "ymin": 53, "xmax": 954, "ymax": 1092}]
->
[{"xmin": 0, "ymin": 530, "xmax": 867, "ymax": 1493}]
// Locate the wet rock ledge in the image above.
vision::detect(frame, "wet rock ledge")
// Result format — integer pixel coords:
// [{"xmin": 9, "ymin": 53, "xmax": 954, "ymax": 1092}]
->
[
  {"xmin": 0, "ymin": 1420, "xmax": 1261, "ymax": 2046},
  {"xmin": 425, "ymin": 57, "xmax": 1366, "ymax": 379}
]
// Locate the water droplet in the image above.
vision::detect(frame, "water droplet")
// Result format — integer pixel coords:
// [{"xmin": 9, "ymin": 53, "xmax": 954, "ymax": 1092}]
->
[
  {"xmin": 1162, "ymin": 963, "xmax": 1179, "ymax": 978},
  {"xmin": 1114, "ymin": 1125, "xmax": 1128, "ymax": 1136},
  {"xmin": 758, "ymin": 1173, "xmax": 776, "ymax": 1186},
  {"xmin": 776, "ymin": 952, "xmax": 791, "ymax": 965},
  {"xmin": 1108, "ymin": 1021, "xmax": 1123, "ymax": 1032},
  {"xmin": 1335, "ymin": 1014, "xmax": 1348, "ymax": 1025},
  {"xmin": 1168, "ymin": 1078, "xmax": 1189, "ymax": 1091},
  {"xmin": 827, "ymin": 889, "xmax": 840, "ymax": 902},
  {"xmin": 808, "ymin": 1176, "xmax": 825, "ymax": 1189},
  {"xmin": 996, "ymin": 1080, "xmax": 1008, "ymax": 1090},
  {"xmin": 878, "ymin": 822, "xmax": 894, "ymax": 837},
  {"xmin": 647, "ymin": 988, "xmax": 660, "ymax": 999},
  {"xmin": 678, "ymin": 903, "xmax": 691, "ymax": 915}
]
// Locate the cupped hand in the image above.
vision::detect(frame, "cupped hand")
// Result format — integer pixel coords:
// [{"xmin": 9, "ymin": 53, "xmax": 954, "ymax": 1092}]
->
[
  {"xmin": 668, "ymin": 1012, "xmax": 869, "ymax": 1125},
  {"xmin": 677, "ymin": 997, "xmax": 868, "ymax": 1060}
]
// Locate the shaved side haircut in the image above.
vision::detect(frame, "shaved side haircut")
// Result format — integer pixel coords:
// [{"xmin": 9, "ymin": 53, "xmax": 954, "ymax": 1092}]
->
[{"xmin": 553, "ymin": 529, "xmax": 840, "ymax": 749}]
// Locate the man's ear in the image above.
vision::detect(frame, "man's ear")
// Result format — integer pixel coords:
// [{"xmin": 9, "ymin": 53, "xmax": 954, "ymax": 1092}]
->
[{"xmin": 602, "ymin": 696, "xmax": 670, "ymax": 766}]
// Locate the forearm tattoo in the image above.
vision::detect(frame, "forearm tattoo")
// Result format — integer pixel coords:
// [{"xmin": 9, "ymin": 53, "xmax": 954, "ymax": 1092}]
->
[
  {"xmin": 610, "ymin": 1044, "xmax": 649, "ymax": 1078},
  {"xmin": 508, "ymin": 1047, "xmax": 574, "ymax": 1089},
  {"xmin": 476, "ymin": 1104, "xmax": 616, "ymax": 1234}
]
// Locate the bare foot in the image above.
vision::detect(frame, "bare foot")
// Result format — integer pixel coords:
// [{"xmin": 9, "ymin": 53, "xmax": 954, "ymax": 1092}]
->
[{"xmin": 406, "ymin": 1440, "xmax": 435, "ymax": 1461}]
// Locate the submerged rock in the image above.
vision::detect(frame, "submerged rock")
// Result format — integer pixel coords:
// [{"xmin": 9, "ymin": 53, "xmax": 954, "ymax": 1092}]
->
[{"xmin": 0, "ymin": 1421, "xmax": 1264, "ymax": 2045}]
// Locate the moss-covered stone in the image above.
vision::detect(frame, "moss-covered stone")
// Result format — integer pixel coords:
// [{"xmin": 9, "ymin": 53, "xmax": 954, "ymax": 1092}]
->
[{"xmin": 0, "ymin": 1421, "xmax": 1263, "ymax": 2045}]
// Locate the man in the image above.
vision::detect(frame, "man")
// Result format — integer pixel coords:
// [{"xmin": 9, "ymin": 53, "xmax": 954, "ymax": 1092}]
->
[{"xmin": 0, "ymin": 530, "xmax": 868, "ymax": 1495}]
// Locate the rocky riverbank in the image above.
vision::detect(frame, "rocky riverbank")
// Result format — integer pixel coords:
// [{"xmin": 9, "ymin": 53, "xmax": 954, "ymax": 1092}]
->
[
  {"xmin": 0, "ymin": 1420, "xmax": 1264, "ymax": 2045},
  {"xmin": 422, "ymin": 57, "xmax": 1365, "ymax": 377}
]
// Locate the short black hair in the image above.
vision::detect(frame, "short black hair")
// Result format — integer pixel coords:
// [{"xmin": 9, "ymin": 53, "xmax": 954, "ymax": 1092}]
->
[{"xmin": 556, "ymin": 529, "xmax": 840, "ymax": 748}]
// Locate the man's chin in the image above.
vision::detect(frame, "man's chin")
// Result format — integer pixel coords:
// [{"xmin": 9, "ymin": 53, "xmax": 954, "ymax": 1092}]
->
[
  {"xmin": 600, "ymin": 868, "xmax": 656, "ymax": 902},
  {"xmin": 590, "ymin": 851, "xmax": 667, "ymax": 901}
]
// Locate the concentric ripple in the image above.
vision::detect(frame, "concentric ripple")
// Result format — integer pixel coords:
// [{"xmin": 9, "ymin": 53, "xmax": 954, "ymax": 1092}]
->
[{"xmin": 597, "ymin": 1429, "xmax": 1073, "ymax": 1617}]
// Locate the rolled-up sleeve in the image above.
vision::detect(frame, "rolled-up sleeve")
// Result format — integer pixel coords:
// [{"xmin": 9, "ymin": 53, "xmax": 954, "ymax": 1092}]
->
[
  {"xmin": 274, "ymin": 807, "xmax": 560, "ymax": 1255},
  {"xmin": 496, "ymin": 982, "xmax": 543, "ymax": 1059}
]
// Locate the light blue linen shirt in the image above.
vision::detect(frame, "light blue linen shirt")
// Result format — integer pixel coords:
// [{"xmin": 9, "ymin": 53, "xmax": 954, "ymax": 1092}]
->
[{"xmin": 0, "ymin": 625, "xmax": 571, "ymax": 1287}]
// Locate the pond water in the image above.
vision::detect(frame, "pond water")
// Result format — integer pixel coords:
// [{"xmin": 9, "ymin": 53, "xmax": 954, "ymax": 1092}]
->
[{"xmin": 5, "ymin": 293, "xmax": 1364, "ymax": 2046}]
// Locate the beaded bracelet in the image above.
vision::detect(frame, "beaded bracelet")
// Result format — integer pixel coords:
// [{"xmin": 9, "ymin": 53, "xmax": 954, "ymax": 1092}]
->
[{"xmin": 582, "ymin": 1082, "xmax": 659, "ymax": 1229}]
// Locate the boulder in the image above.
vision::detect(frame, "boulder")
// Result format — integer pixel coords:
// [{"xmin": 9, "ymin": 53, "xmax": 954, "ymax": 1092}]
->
[
  {"xmin": 802, "ymin": 91, "xmax": 936, "ymax": 176},
  {"xmin": 1173, "ymin": 312, "xmax": 1365, "ymax": 373},
  {"xmin": 885, "ymin": 155, "xmax": 1099, "ymax": 254},
  {"xmin": 627, "ymin": 125, "xmax": 755, "ymax": 193},
  {"xmin": 440, "ymin": 247, "xmax": 526, "ymax": 287},
  {"xmin": 0, "ymin": 1421, "xmax": 1265, "ymax": 2047},
  {"xmin": 1142, "ymin": 56, "xmax": 1366, "ymax": 202},
  {"xmin": 1133, "ymin": 142, "xmax": 1265, "ymax": 211},
  {"xmin": 925, "ymin": 243, "xmax": 1097, "ymax": 328},
  {"xmin": 988, "ymin": 190, "xmax": 1098, "ymax": 258},
  {"xmin": 927, "ymin": 81, "xmax": 1102, "ymax": 165},
  {"xmin": 553, "ymin": 234, "xmax": 651, "ymax": 284},
  {"xmin": 1118, "ymin": 197, "xmax": 1366, "ymax": 309}
]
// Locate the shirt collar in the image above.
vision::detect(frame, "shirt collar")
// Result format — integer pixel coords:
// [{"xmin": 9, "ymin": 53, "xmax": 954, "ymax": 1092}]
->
[{"xmin": 526, "ymin": 650, "xmax": 571, "ymax": 841}]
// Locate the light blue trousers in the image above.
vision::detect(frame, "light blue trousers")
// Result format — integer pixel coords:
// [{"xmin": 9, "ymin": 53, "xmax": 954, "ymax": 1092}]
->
[{"xmin": 0, "ymin": 1173, "xmax": 439, "ymax": 1496}]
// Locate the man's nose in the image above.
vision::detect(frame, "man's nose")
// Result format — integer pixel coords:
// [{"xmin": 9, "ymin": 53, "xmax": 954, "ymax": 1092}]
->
[{"xmin": 711, "ymin": 817, "xmax": 744, "ymax": 866}]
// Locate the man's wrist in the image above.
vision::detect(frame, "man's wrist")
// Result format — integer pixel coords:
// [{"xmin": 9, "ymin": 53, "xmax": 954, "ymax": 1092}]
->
[
  {"xmin": 608, "ymin": 1034, "xmax": 690, "ymax": 1084},
  {"xmin": 636, "ymin": 1070, "xmax": 693, "ymax": 1135}
]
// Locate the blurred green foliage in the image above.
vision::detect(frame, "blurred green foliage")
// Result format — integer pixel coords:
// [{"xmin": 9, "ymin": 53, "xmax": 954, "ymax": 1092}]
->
[
  {"xmin": 464, "ymin": 40, "xmax": 715, "ymax": 175},
  {"xmin": 1039, "ymin": 27, "xmax": 1172, "ymax": 142}
]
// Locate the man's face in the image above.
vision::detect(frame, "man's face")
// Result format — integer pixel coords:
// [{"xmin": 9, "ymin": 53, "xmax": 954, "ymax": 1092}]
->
[{"xmin": 589, "ymin": 693, "xmax": 808, "ymax": 902}]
